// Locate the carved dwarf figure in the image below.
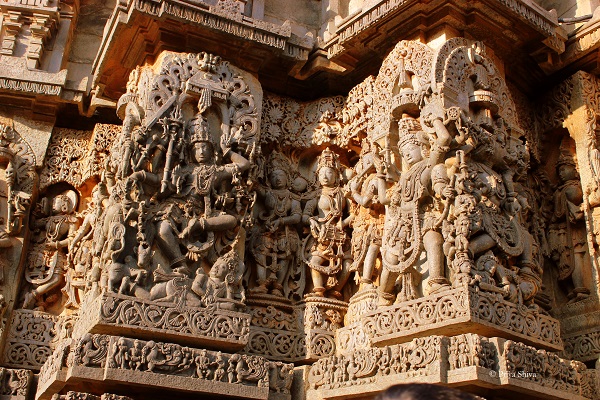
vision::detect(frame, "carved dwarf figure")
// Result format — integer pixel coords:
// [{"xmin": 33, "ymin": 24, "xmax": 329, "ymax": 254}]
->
[
  {"xmin": 250, "ymin": 151, "xmax": 301, "ymax": 297},
  {"xmin": 548, "ymin": 146, "xmax": 591, "ymax": 303},
  {"xmin": 23, "ymin": 190, "xmax": 79, "ymax": 309},
  {"xmin": 189, "ymin": 244, "xmax": 245, "ymax": 310},
  {"xmin": 303, "ymin": 148, "xmax": 353, "ymax": 299},
  {"xmin": 377, "ymin": 115, "xmax": 453, "ymax": 304}
]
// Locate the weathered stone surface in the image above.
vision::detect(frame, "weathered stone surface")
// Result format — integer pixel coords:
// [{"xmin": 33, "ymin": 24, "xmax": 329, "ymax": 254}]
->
[
  {"xmin": 2, "ymin": 2, "xmax": 600, "ymax": 400},
  {"xmin": 361, "ymin": 286, "xmax": 563, "ymax": 351},
  {"xmin": 36, "ymin": 334, "xmax": 293, "ymax": 400},
  {"xmin": 72, "ymin": 291, "xmax": 251, "ymax": 350}
]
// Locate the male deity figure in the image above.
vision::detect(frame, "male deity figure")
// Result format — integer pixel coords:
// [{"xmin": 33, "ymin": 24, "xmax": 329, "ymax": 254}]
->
[
  {"xmin": 377, "ymin": 115, "xmax": 454, "ymax": 304},
  {"xmin": 303, "ymin": 147, "xmax": 353, "ymax": 299},
  {"xmin": 549, "ymin": 145, "xmax": 591, "ymax": 303},
  {"xmin": 250, "ymin": 151, "xmax": 301, "ymax": 297},
  {"xmin": 23, "ymin": 190, "xmax": 79, "ymax": 309},
  {"xmin": 127, "ymin": 114, "xmax": 250, "ymax": 275}
]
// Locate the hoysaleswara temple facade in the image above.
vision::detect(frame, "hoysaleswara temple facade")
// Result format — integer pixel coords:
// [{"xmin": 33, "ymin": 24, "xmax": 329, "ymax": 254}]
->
[{"xmin": 1, "ymin": 0, "xmax": 600, "ymax": 399}]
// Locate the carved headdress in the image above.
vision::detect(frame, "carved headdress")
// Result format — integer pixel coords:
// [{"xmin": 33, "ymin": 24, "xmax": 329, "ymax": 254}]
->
[
  {"xmin": 189, "ymin": 116, "xmax": 213, "ymax": 145},
  {"xmin": 317, "ymin": 147, "xmax": 341, "ymax": 173},
  {"xmin": 267, "ymin": 151, "xmax": 293, "ymax": 185},
  {"xmin": 52, "ymin": 190, "xmax": 78, "ymax": 214},
  {"xmin": 397, "ymin": 115, "xmax": 426, "ymax": 149},
  {"xmin": 557, "ymin": 141, "xmax": 577, "ymax": 169}
]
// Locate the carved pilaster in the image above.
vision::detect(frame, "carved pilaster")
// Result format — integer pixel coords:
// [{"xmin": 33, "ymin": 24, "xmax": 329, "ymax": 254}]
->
[
  {"xmin": 27, "ymin": 13, "xmax": 57, "ymax": 69},
  {"xmin": 0, "ymin": 0, "xmax": 61, "ymax": 69},
  {"xmin": 0, "ymin": 12, "xmax": 23, "ymax": 56}
]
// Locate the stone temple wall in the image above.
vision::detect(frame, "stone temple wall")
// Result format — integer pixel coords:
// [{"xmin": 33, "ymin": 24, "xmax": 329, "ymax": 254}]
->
[{"xmin": 0, "ymin": 1, "xmax": 600, "ymax": 400}]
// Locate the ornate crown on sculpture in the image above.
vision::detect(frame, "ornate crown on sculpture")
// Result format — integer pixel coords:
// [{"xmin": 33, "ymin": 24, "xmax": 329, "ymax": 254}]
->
[
  {"xmin": 267, "ymin": 151, "xmax": 292, "ymax": 184},
  {"xmin": 398, "ymin": 116, "xmax": 424, "ymax": 149},
  {"xmin": 557, "ymin": 141, "xmax": 577, "ymax": 169},
  {"xmin": 317, "ymin": 147, "xmax": 341, "ymax": 172},
  {"xmin": 189, "ymin": 116, "xmax": 212, "ymax": 145}
]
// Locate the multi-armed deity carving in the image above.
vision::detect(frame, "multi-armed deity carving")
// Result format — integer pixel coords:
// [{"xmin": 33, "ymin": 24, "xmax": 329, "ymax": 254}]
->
[
  {"xmin": 346, "ymin": 139, "xmax": 385, "ymax": 291},
  {"xmin": 105, "ymin": 52, "xmax": 258, "ymax": 310},
  {"xmin": 322, "ymin": 38, "xmax": 548, "ymax": 310},
  {"xmin": 249, "ymin": 151, "xmax": 303, "ymax": 298},
  {"xmin": 23, "ymin": 190, "xmax": 79, "ymax": 310},
  {"xmin": 375, "ymin": 112, "xmax": 455, "ymax": 304},
  {"xmin": 21, "ymin": 52, "xmax": 261, "ymax": 315}
]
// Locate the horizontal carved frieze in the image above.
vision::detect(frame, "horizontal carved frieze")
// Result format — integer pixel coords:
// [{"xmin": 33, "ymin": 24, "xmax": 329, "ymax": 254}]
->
[
  {"xmin": 72, "ymin": 292, "xmax": 251, "ymax": 351},
  {"xmin": 36, "ymin": 334, "xmax": 293, "ymax": 400},
  {"xmin": 129, "ymin": 0, "xmax": 309, "ymax": 60},
  {"xmin": 361, "ymin": 286, "xmax": 563, "ymax": 351},
  {"xmin": 561, "ymin": 330, "xmax": 600, "ymax": 363},
  {"xmin": 308, "ymin": 334, "xmax": 595, "ymax": 400}
]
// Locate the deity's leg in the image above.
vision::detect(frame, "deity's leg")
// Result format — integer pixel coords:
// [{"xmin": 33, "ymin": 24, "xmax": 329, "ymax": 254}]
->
[
  {"xmin": 378, "ymin": 268, "xmax": 399, "ymax": 305},
  {"xmin": 309, "ymin": 256, "xmax": 326, "ymax": 296},
  {"xmin": 23, "ymin": 272, "xmax": 63, "ymax": 309},
  {"xmin": 468, "ymin": 233, "xmax": 496, "ymax": 257},
  {"xmin": 331, "ymin": 259, "xmax": 352, "ymax": 298},
  {"xmin": 423, "ymin": 230, "xmax": 450, "ymax": 294},
  {"xmin": 156, "ymin": 220, "xmax": 183, "ymax": 263},
  {"xmin": 361, "ymin": 243, "xmax": 380, "ymax": 286},
  {"xmin": 570, "ymin": 247, "xmax": 590, "ymax": 302}
]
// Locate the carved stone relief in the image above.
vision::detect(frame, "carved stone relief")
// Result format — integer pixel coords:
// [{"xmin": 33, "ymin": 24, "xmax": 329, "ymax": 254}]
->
[{"xmin": 3, "ymin": 33, "xmax": 600, "ymax": 400}]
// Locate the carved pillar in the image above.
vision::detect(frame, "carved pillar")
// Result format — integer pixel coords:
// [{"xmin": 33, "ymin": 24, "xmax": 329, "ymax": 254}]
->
[
  {"xmin": 0, "ymin": 124, "xmax": 37, "ymax": 366},
  {"xmin": 538, "ymin": 70, "xmax": 600, "ymax": 366}
]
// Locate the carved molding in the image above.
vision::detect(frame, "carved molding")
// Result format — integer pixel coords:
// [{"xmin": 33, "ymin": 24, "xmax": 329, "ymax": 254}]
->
[
  {"xmin": 53, "ymin": 392, "xmax": 134, "ymax": 400},
  {"xmin": 3, "ymin": 310, "xmax": 73, "ymax": 370},
  {"xmin": 328, "ymin": 0, "xmax": 563, "ymax": 59},
  {"xmin": 37, "ymin": 334, "xmax": 293, "ymax": 400},
  {"xmin": 561, "ymin": 330, "xmax": 600, "ymax": 363},
  {"xmin": 308, "ymin": 335, "xmax": 445, "ymax": 392},
  {"xmin": 308, "ymin": 334, "xmax": 595, "ymax": 400},
  {"xmin": 73, "ymin": 292, "xmax": 251, "ymax": 350},
  {"xmin": 123, "ymin": 0, "xmax": 309, "ymax": 61},
  {"xmin": 0, "ymin": 78, "xmax": 62, "ymax": 96},
  {"xmin": 361, "ymin": 287, "xmax": 562, "ymax": 351}
]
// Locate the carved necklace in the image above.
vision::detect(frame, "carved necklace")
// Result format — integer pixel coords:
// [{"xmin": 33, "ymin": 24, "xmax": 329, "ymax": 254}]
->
[
  {"xmin": 193, "ymin": 164, "xmax": 216, "ymax": 196},
  {"xmin": 319, "ymin": 186, "xmax": 343, "ymax": 221},
  {"xmin": 270, "ymin": 189, "xmax": 291, "ymax": 217},
  {"xmin": 46, "ymin": 215, "xmax": 69, "ymax": 242}
]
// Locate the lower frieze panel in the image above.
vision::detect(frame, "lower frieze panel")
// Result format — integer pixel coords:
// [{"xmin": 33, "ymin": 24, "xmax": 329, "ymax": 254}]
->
[
  {"xmin": 306, "ymin": 333, "xmax": 598, "ymax": 400},
  {"xmin": 36, "ymin": 334, "xmax": 294, "ymax": 400}
]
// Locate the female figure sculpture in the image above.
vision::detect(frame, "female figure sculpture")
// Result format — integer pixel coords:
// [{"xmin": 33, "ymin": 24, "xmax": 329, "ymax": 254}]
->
[
  {"xmin": 303, "ymin": 148, "xmax": 353, "ymax": 299},
  {"xmin": 250, "ymin": 152, "xmax": 301, "ymax": 297}
]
